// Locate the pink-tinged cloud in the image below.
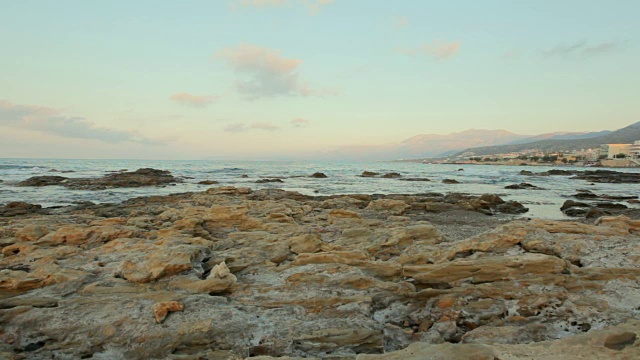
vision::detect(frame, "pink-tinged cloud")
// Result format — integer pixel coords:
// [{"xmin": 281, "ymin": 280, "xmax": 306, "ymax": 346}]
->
[
  {"xmin": 0, "ymin": 99, "xmax": 164, "ymax": 145},
  {"xmin": 223, "ymin": 123, "xmax": 249, "ymax": 133},
  {"xmin": 216, "ymin": 43, "xmax": 332, "ymax": 99},
  {"xmin": 392, "ymin": 16, "xmax": 409, "ymax": 29},
  {"xmin": 251, "ymin": 122, "xmax": 280, "ymax": 131},
  {"xmin": 304, "ymin": 0, "xmax": 334, "ymax": 15},
  {"xmin": 169, "ymin": 92, "xmax": 219, "ymax": 107},
  {"xmin": 400, "ymin": 41, "xmax": 461, "ymax": 60},
  {"xmin": 291, "ymin": 118, "xmax": 310, "ymax": 127}
]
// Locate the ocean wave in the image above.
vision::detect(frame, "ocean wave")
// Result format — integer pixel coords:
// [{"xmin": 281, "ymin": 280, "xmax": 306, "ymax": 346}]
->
[
  {"xmin": 0, "ymin": 164, "xmax": 45, "ymax": 170},
  {"xmin": 204, "ymin": 168, "xmax": 246, "ymax": 173}
]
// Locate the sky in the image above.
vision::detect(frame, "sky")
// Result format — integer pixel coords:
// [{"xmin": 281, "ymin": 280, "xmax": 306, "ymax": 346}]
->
[{"xmin": 1, "ymin": 0, "xmax": 639, "ymax": 159}]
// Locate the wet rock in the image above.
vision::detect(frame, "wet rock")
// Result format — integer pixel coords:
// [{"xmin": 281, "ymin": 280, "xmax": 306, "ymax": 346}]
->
[
  {"xmin": 494, "ymin": 201, "xmax": 528, "ymax": 214},
  {"xmin": 399, "ymin": 178, "xmax": 431, "ymax": 182},
  {"xmin": 505, "ymin": 183, "xmax": 543, "ymax": 190},
  {"xmin": 17, "ymin": 176, "xmax": 67, "ymax": 187},
  {"xmin": 382, "ymin": 172, "xmax": 402, "ymax": 179},
  {"xmin": 561, "ymin": 200, "xmax": 590, "ymax": 212},
  {"xmin": 442, "ymin": 179, "xmax": 460, "ymax": 184},
  {"xmin": 310, "ymin": 172, "xmax": 328, "ymax": 178},
  {"xmin": 573, "ymin": 190, "xmax": 599, "ymax": 199},
  {"xmin": 198, "ymin": 180, "xmax": 219, "ymax": 185},
  {"xmin": 573, "ymin": 170, "xmax": 640, "ymax": 184},
  {"xmin": 18, "ymin": 168, "xmax": 180, "ymax": 190},
  {"xmin": 256, "ymin": 178, "xmax": 284, "ymax": 183},
  {"xmin": 360, "ymin": 171, "xmax": 380, "ymax": 177},
  {"xmin": 479, "ymin": 194, "xmax": 505, "ymax": 206},
  {"xmin": 0, "ymin": 202, "xmax": 44, "ymax": 217}
]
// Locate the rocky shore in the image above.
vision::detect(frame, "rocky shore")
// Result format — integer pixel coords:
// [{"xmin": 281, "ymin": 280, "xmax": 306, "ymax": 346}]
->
[{"xmin": 1, "ymin": 179, "xmax": 639, "ymax": 359}]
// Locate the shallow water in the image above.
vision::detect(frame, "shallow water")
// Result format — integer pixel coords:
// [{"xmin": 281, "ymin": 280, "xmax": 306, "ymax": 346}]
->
[{"xmin": 1, "ymin": 158, "xmax": 639, "ymax": 219}]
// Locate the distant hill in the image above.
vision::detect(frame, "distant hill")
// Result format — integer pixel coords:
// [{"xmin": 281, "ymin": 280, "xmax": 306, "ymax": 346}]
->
[
  {"xmin": 457, "ymin": 121, "xmax": 640, "ymax": 157},
  {"xmin": 322, "ymin": 129, "xmax": 528, "ymax": 160},
  {"xmin": 504, "ymin": 130, "xmax": 612, "ymax": 145}
]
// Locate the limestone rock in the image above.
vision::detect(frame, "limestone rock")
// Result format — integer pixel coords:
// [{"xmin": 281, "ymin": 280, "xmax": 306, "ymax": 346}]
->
[
  {"xmin": 366, "ymin": 199, "xmax": 410, "ymax": 215},
  {"xmin": 152, "ymin": 301, "xmax": 184, "ymax": 323}
]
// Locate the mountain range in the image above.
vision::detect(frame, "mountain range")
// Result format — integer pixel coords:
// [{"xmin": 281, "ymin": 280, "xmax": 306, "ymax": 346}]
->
[
  {"xmin": 321, "ymin": 122, "xmax": 639, "ymax": 160},
  {"xmin": 460, "ymin": 121, "xmax": 640, "ymax": 157}
]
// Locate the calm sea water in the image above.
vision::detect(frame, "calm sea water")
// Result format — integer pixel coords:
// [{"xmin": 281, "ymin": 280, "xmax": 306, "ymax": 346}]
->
[{"xmin": 1, "ymin": 158, "xmax": 639, "ymax": 219}]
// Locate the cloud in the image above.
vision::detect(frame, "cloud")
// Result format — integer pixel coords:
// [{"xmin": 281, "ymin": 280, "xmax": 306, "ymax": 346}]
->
[
  {"xmin": 399, "ymin": 41, "xmax": 461, "ymax": 60},
  {"xmin": 223, "ymin": 123, "xmax": 249, "ymax": 133},
  {"xmin": 542, "ymin": 41, "xmax": 623, "ymax": 58},
  {"xmin": 223, "ymin": 122, "xmax": 280, "ymax": 132},
  {"xmin": 237, "ymin": 0, "xmax": 288, "ymax": 7},
  {"xmin": 392, "ymin": 16, "xmax": 409, "ymax": 29},
  {"xmin": 0, "ymin": 99, "xmax": 164, "ymax": 145},
  {"xmin": 170, "ymin": 92, "xmax": 219, "ymax": 107},
  {"xmin": 216, "ymin": 43, "xmax": 331, "ymax": 99},
  {"xmin": 304, "ymin": 0, "xmax": 334, "ymax": 15},
  {"xmin": 251, "ymin": 122, "xmax": 280, "ymax": 131},
  {"xmin": 291, "ymin": 118, "xmax": 310, "ymax": 127},
  {"xmin": 233, "ymin": 0, "xmax": 333, "ymax": 14}
]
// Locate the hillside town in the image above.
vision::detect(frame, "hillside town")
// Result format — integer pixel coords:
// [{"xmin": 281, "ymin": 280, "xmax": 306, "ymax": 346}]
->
[{"xmin": 444, "ymin": 140, "xmax": 640, "ymax": 167}]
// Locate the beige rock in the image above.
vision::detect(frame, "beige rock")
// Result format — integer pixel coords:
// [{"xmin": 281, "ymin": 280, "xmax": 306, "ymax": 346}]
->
[
  {"xmin": 366, "ymin": 199, "xmax": 410, "ymax": 215},
  {"xmin": 404, "ymin": 253, "xmax": 568, "ymax": 285},
  {"xmin": 152, "ymin": 301, "xmax": 184, "ymax": 323},
  {"xmin": 289, "ymin": 234, "xmax": 324, "ymax": 254}
]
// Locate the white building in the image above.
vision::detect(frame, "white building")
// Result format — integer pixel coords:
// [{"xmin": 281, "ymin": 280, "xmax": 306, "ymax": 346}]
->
[
  {"xmin": 601, "ymin": 144, "xmax": 632, "ymax": 159},
  {"xmin": 630, "ymin": 140, "xmax": 640, "ymax": 159}
]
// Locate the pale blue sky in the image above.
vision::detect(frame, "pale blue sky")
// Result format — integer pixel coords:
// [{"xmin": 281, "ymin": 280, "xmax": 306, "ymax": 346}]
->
[{"xmin": 1, "ymin": 0, "xmax": 638, "ymax": 159}]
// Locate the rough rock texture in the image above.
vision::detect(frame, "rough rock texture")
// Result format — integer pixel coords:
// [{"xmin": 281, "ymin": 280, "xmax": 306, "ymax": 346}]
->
[
  {"xmin": 1, "ymin": 187, "xmax": 639, "ymax": 359},
  {"xmin": 357, "ymin": 320, "xmax": 640, "ymax": 359},
  {"xmin": 17, "ymin": 168, "xmax": 180, "ymax": 190}
]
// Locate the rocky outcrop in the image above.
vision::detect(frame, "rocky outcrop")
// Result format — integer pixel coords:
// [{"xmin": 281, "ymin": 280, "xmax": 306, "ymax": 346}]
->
[
  {"xmin": 17, "ymin": 168, "xmax": 180, "ymax": 190},
  {"xmin": 505, "ymin": 183, "xmax": 544, "ymax": 190},
  {"xmin": 521, "ymin": 168, "xmax": 640, "ymax": 184},
  {"xmin": 0, "ymin": 202, "xmax": 44, "ymax": 217},
  {"xmin": 356, "ymin": 320, "xmax": 640, "ymax": 359},
  {"xmin": 1, "ymin": 188, "xmax": 639, "ymax": 359}
]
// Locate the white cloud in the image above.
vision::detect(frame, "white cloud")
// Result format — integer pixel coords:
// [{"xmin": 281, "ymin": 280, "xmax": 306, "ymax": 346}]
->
[
  {"xmin": 542, "ymin": 41, "xmax": 623, "ymax": 58},
  {"xmin": 392, "ymin": 16, "xmax": 409, "ymax": 29},
  {"xmin": 251, "ymin": 122, "xmax": 280, "ymax": 131},
  {"xmin": 233, "ymin": 0, "xmax": 334, "ymax": 15},
  {"xmin": 170, "ymin": 92, "xmax": 220, "ymax": 107},
  {"xmin": 0, "ymin": 99, "xmax": 164, "ymax": 145},
  {"xmin": 223, "ymin": 123, "xmax": 249, "ymax": 132},
  {"xmin": 291, "ymin": 118, "xmax": 310, "ymax": 127},
  {"xmin": 216, "ymin": 43, "xmax": 331, "ymax": 99},
  {"xmin": 238, "ymin": 0, "xmax": 288, "ymax": 7},
  {"xmin": 399, "ymin": 41, "xmax": 461, "ymax": 60},
  {"xmin": 303, "ymin": 0, "xmax": 334, "ymax": 15}
]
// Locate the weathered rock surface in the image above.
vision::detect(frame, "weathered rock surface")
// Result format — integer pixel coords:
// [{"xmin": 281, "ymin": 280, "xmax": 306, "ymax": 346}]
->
[
  {"xmin": 523, "ymin": 168, "xmax": 640, "ymax": 184},
  {"xmin": 1, "ymin": 187, "xmax": 639, "ymax": 359},
  {"xmin": 505, "ymin": 182, "xmax": 544, "ymax": 190},
  {"xmin": 0, "ymin": 202, "xmax": 45, "ymax": 217},
  {"xmin": 17, "ymin": 168, "xmax": 180, "ymax": 190}
]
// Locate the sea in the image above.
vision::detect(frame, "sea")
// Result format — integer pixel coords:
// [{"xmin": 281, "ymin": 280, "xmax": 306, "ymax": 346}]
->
[{"xmin": 1, "ymin": 158, "xmax": 639, "ymax": 220}]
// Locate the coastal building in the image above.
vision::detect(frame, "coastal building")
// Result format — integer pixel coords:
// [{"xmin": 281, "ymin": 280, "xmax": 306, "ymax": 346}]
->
[
  {"xmin": 600, "ymin": 144, "xmax": 632, "ymax": 159},
  {"xmin": 631, "ymin": 140, "xmax": 640, "ymax": 159}
]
